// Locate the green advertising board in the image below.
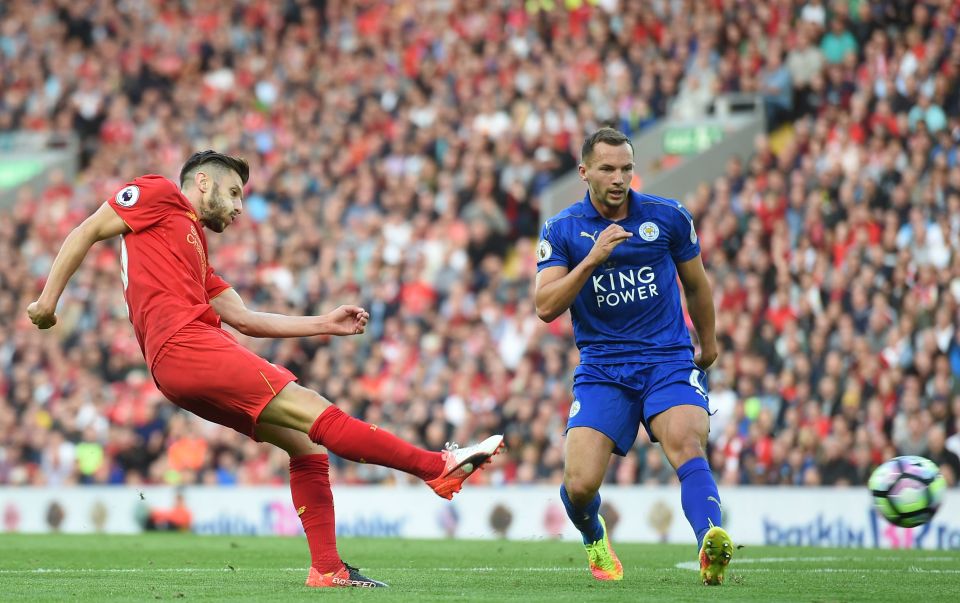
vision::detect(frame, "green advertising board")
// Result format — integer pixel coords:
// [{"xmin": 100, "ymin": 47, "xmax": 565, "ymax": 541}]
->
[
  {"xmin": 663, "ymin": 125, "xmax": 724, "ymax": 155},
  {"xmin": 0, "ymin": 159, "xmax": 46, "ymax": 189}
]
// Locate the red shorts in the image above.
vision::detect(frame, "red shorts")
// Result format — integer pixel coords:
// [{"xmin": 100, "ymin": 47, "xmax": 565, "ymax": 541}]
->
[{"xmin": 151, "ymin": 321, "xmax": 297, "ymax": 439}]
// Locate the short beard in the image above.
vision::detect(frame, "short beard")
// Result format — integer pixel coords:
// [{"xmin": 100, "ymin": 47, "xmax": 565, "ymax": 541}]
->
[
  {"xmin": 203, "ymin": 217, "xmax": 227, "ymax": 233},
  {"xmin": 200, "ymin": 181, "xmax": 229, "ymax": 232}
]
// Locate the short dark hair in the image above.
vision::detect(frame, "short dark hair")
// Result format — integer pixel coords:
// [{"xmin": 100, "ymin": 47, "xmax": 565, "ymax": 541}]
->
[
  {"xmin": 179, "ymin": 150, "xmax": 249, "ymax": 187},
  {"xmin": 581, "ymin": 127, "xmax": 634, "ymax": 164}
]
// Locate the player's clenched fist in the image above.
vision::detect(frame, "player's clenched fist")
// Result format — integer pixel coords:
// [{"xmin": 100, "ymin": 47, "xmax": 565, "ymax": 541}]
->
[
  {"xmin": 586, "ymin": 224, "xmax": 633, "ymax": 265},
  {"xmin": 27, "ymin": 301, "xmax": 57, "ymax": 329}
]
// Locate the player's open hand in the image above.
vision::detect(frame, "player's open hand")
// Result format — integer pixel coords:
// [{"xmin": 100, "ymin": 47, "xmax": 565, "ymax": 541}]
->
[
  {"xmin": 326, "ymin": 305, "xmax": 370, "ymax": 336},
  {"xmin": 587, "ymin": 224, "xmax": 632, "ymax": 265},
  {"xmin": 27, "ymin": 301, "xmax": 57, "ymax": 329}
]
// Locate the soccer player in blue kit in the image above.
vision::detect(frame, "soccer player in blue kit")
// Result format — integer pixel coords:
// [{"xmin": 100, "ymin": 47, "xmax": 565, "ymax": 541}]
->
[{"xmin": 535, "ymin": 128, "xmax": 733, "ymax": 585}]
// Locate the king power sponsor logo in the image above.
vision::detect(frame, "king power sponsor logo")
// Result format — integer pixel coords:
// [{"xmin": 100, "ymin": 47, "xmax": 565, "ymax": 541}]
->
[
  {"xmin": 592, "ymin": 266, "xmax": 659, "ymax": 308},
  {"xmin": 762, "ymin": 508, "xmax": 960, "ymax": 550}
]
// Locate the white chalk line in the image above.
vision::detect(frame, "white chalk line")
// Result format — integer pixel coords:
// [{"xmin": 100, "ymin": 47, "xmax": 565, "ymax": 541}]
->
[
  {"xmin": 674, "ymin": 557, "xmax": 960, "ymax": 574},
  {"xmin": 1, "ymin": 557, "xmax": 958, "ymax": 576},
  {"xmin": 702, "ymin": 556, "xmax": 957, "ymax": 564}
]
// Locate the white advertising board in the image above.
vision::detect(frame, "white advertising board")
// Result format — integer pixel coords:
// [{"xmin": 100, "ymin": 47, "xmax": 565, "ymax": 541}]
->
[{"xmin": 1, "ymin": 486, "xmax": 957, "ymax": 549}]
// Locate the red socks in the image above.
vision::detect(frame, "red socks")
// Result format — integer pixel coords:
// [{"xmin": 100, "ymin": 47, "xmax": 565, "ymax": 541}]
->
[
  {"xmin": 289, "ymin": 454, "xmax": 340, "ymax": 573},
  {"xmin": 308, "ymin": 406, "xmax": 445, "ymax": 481}
]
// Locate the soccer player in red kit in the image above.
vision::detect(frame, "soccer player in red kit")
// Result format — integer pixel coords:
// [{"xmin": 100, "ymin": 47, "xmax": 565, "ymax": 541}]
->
[{"xmin": 27, "ymin": 151, "xmax": 504, "ymax": 588}]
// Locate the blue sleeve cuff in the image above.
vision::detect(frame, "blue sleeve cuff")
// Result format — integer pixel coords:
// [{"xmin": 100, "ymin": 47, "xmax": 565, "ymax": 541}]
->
[{"xmin": 537, "ymin": 260, "xmax": 569, "ymax": 272}]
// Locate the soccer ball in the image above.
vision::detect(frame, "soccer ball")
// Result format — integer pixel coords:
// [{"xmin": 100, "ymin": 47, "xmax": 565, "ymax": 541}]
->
[{"xmin": 868, "ymin": 455, "xmax": 946, "ymax": 528}]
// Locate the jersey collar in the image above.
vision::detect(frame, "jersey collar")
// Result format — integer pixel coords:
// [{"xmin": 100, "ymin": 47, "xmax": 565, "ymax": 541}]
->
[{"xmin": 580, "ymin": 189, "xmax": 641, "ymax": 222}]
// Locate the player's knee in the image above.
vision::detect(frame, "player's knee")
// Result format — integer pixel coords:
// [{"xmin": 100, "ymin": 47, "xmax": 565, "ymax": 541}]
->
[
  {"xmin": 256, "ymin": 423, "xmax": 326, "ymax": 456},
  {"xmin": 280, "ymin": 431, "xmax": 325, "ymax": 457},
  {"xmin": 668, "ymin": 437, "xmax": 706, "ymax": 466},
  {"xmin": 564, "ymin": 474, "xmax": 602, "ymax": 504},
  {"xmin": 285, "ymin": 441, "xmax": 325, "ymax": 457}
]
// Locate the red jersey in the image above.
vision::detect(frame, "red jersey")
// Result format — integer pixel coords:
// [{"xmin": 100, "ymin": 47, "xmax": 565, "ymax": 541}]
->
[{"xmin": 107, "ymin": 175, "xmax": 231, "ymax": 367}]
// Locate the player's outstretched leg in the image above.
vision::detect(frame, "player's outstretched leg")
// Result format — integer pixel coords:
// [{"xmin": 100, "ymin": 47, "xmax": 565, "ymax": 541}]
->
[
  {"xmin": 699, "ymin": 525, "xmax": 733, "ymax": 586},
  {"xmin": 309, "ymin": 406, "xmax": 504, "ymax": 499},
  {"xmin": 424, "ymin": 435, "xmax": 505, "ymax": 500},
  {"xmin": 259, "ymin": 383, "xmax": 504, "ymax": 499}
]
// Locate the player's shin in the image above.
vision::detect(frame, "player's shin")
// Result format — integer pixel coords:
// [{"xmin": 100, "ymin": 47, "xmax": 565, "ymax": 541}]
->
[
  {"xmin": 308, "ymin": 406, "xmax": 445, "ymax": 480},
  {"xmin": 289, "ymin": 454, "xmax": 341, "ymax": 573},
  {"xmin": 677, "ymin": 457, "xmax": 722, "ymax": 548},
  {"xmin": 560, "ymin": 484, "xmax": 604, "ymax": 543}
]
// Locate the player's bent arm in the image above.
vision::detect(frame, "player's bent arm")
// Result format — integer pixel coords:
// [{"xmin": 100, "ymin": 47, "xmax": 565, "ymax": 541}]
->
[
  {"xmin": 535, "ymin": 260, "xmax": 598, "ymax": 322},
  {"xmin": 28, "ymin": 203, "xmax": 131, "ymax": 328},
  {"xmin": 211, "ymin": 288, "xmax": 369, "ymax": 338},
  {"xmin": 676, "ymin": 254, "xmax": 718, "ymax": 369},
  {"xmin": 536, "ymin": 224, "xmax": 633, "ymax": 322}
]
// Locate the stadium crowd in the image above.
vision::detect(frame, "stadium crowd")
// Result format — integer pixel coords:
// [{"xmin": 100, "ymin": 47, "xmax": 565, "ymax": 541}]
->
[{"xmin": 1, "ymin": 0, "xmax": 959, "ymax": 491}]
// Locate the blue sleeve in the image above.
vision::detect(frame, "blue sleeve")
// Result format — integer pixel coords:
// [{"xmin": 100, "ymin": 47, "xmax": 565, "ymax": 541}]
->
[
  {"xmin": 537, "ymin": 219, "xmax": 571, "ymax": 271},
  {"xmin": 669, "ymin": 204, "xmax": 701, "ymax": 263}
]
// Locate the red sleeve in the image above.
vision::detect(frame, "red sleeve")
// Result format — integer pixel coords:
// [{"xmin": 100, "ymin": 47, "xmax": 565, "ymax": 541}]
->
[
  {"xmin": 206, "ymin": 266, "xmax": 231, "ymax": 300},
  {"xmin": 107, "ymin": 175, "xmax": 179, "ymax": 233}
]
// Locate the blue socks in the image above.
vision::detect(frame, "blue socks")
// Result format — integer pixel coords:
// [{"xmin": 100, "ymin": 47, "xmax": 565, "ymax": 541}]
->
[
  {"xmin": 560, "ymin": 484, "xmax": 604, "ymax": 544},
  {"xmin": 677, "ymin": 457, "xmax": 722, "ymax": 548}
]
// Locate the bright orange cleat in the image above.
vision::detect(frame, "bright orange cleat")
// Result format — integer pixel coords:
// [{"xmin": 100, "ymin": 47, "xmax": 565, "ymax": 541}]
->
[
  {"xmin": 304, "ymin": 561, "xmax": 388, "ymax": 588},
  {"xmin": 425, "ymin": 435, "xmax": 505, "ymax": 500}
]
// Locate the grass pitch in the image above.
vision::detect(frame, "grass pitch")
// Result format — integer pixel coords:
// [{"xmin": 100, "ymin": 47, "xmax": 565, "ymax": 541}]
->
[{"xmin": 0, "ymin": 534, "xmax": 958, "ymax": 602}]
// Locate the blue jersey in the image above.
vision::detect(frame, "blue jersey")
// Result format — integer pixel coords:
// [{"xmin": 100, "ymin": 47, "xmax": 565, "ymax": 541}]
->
[{"xmin": 537, "ymin": 190, "xmax": 701, "ymax": 364}]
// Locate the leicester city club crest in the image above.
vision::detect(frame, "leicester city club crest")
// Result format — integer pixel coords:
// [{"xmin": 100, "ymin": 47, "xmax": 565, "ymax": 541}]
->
[{"xmin": 638, "ymin": 221, "xmax": 659, "ymax": 241}]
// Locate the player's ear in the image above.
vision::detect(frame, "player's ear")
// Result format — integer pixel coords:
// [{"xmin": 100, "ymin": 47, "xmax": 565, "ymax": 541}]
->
[
  {"xmin": 578, "ymin": 163, "xmax": 587, "ymax": 181},
  {"xmin": 195, "ymin": 170, "xmax": 208, "ymax": 194}
]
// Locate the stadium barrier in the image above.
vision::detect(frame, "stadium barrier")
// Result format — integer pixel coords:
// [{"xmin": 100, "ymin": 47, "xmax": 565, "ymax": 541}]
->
[
  {"xmin": 0, "ymin": 130, "xmax": 78, "ymax": 209},
  {"xmin": 0, "ymin": 486, "xmax": 957, "ymax": 550}
]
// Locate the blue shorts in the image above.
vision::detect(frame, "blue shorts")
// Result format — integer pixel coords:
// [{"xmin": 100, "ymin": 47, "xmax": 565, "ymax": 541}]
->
[{"xmin": 568, "ymin": 361, "xmax": 711, "ymax": 456}]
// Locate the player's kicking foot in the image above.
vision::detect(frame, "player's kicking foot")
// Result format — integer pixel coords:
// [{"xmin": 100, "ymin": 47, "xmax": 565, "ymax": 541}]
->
[
  {"xmin": 305, "ymin": 561, "xmax": 388, "ymax": 588},
  {"xmin": 699, "ymin": 526, "xmax": 733, "ymax": 585},
  {"xmin": 425, "ymin": 435, "xmax": 505, "ymax": 500},
  {"xmin": 585, "ymin": 515, "xmax": 623, "ymax": 581}
]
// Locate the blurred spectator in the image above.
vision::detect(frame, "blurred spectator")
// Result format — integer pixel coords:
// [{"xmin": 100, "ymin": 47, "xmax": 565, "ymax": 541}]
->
[
  {"xmin": 907, "ymin": 91, "xmax": 947, "ymax": 133},
  {"xmin": 819, "ymin": 436, "xmax": 857, "ymax": 486},
  {"xmin": 923, "ymin": 425, "xmax": 960, "ymax": 487},
  {"xmin": 787, "ymin": 27, "xmax": 825, "ymax": 115},
  {"xmin": 146, "ymin": 490, "xmax": 193, "ymax": 532},
  {"xmin": 820, "ymin": 16, "xmax": 858, "ymax": 65},
  {"xmin": 759, "ymin": 45, "xmax": 793, "ymax": 130}
]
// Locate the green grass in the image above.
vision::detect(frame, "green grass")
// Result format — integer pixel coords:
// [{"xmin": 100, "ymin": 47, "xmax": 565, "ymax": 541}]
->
[{"xmin": 0, "ymin": 534, "xmax": 958, "ymax": 602}]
